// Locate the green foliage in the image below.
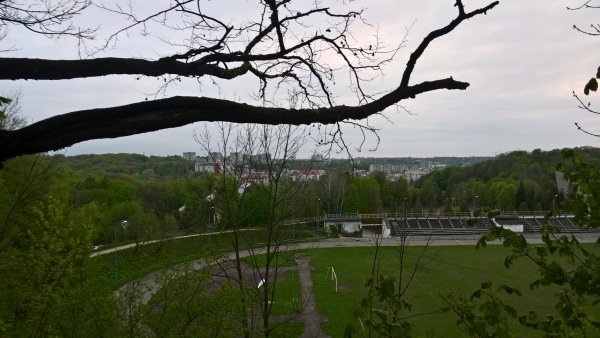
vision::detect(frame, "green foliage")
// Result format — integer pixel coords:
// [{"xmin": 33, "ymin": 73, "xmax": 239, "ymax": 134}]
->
[
  {"xmin": 345, "ymin": 240, "xmax": 424, "ymax": 338},
  {"xmin": 351, "ymin": 177, "xmax": 383, "ymax": 213},
  {"xmin": 0, "ymin": 96, "xmax": 10, "ymax": 119},
  {"xmin": 141, "ymin": 263, "xmax": 246, "ymax": 337},
  {"xmin": 414, "ymin": 148, "xmax": 600, "ymax": 212},
  {"xmin": 557, "ymin": 148, "xmax": 600, "ymax": 229},
  {"xmin": 460, "ymin": 149, "xmax": 600, "ymax": 337},
  {"xmin": 446, "ymin": 282, "xmax": 522, "ymax": 338},
  {"xmin": 71, "ymin": 175, "xmax": 138, "ymax": 207},
  {"xmin": 0, "ymin": 156, "xmax": 122, "ymax": 336},
  {"xmin": 0, "ymin": 195, "xmax": 102, "ymax": 336},
  {"xmin": 56, "ymin": 153, "xmax": 196, "ymax": 179},
  {"xmin": 347, "ymin": 273, "xmax": 414, "ymax": 337}
]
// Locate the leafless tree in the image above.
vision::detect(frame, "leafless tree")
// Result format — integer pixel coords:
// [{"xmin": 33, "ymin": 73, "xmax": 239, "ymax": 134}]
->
[
  {"xmin": 319, "ymin": 168, "xmax": 348, "ymax": 214},
  {"xmin": 193, "ymin": 122, "xmax": 311, "ymax": 336},
  {"xmin": 0, "ymin": 0, "xmax": 499, "ymax": 163},
  {"xmin": 0, "ymin": 0, "xmax": 95, "ymax": 39}
]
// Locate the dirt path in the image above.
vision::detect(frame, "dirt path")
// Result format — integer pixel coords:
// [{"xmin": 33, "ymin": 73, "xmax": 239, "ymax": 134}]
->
[{"xmin": 296, "ymin": 258, "xmax": 331, "ymax": 338}]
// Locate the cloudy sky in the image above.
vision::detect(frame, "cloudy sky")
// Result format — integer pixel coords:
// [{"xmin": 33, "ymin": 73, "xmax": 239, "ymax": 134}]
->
[{"xmin": 2, "ymin": 0, "xmax": 600, "ymax": 159}]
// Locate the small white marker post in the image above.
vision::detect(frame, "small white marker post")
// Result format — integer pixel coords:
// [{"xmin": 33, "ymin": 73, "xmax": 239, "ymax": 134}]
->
[{"xmin": 326, "ymin": 267, "xmax": 338, "ymax": 292}]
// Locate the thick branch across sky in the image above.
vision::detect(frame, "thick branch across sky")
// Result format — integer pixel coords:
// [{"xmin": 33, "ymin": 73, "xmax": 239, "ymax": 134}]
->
[
  {"xmin": 0, "ymin": 57, "xmax": 251, "ymax": 80},
  {"xmin": 0, "ymin": 78, "xmax": 468, "ymax": 161},
  {"xmin": 0, "ymin": 0, "xmax": 499, "ymax": 164}
]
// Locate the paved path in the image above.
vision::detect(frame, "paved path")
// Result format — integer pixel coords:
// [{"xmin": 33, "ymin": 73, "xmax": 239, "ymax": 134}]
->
[{"xmin": 90, "ymin": 228, "xmax": 260, "ymax": 257}]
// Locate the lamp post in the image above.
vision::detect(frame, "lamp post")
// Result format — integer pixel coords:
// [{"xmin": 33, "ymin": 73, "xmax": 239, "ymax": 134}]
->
[
  {"xmin": 208, "ymin": 207, "xmax": 214, "ymax": 249},
  {"xmin": 553, "ymin": 194, "xmax": 559, "ymax": 222},
  {"xmin": 292, "ymin": 204, "xmax": 296, "ymax": 239},
  {"xmin": 114, "ymin": 220, "xmax": 128, "ymax": 284},
  {"xmin": 473, "ymin": 196, "xmax": 478, "ymax": 238},
  {"xmin": 317, "ymin": 198, "xmax": 321, "ymax": 235},
  {"xmin": 403, "ymin": 197, "xmax": 407, "ymax": 230}
]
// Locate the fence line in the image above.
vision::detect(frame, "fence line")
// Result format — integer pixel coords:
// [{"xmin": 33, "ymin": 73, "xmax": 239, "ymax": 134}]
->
[{"xmin": 282, "ymin": 210, "xmax": 556, "ymax": 226}]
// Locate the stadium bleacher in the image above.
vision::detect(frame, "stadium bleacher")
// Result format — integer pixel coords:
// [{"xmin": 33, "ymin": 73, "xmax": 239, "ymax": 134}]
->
[{"xmin": 384, "ymin": 215, "xmax": 597, "ymax": 236}]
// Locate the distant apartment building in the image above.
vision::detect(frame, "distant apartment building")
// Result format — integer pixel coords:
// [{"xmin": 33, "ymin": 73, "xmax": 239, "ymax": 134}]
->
[
  {"xmin": 208, "ymin": 152, "xmax": 223, "ymax": 164},
  {"xmin": 420, "ymin": 160, "xmax": 433, "ymax": 170},
  {"xmin": 229, "ymin": 152, "xmax": 244, "ymax": 166},
  {"xmin": 182, "ymin": 152, "xmax": 196, "ymax": 161},
  {"xmin": 241, "ymin": 170, "xmax": 269, "ymax": 185},
  {"xmin": 195, "ymin": 162, "xmax": 221, "ymax": 175},
  {"xmin": 287, "ymin": 169, "xmax": 325, "ymax": 182},
  {"xmin": 404, "ymin": 170, "xmax": 423, "ymax": 181},
  {"xmin": 368, "ymin": 164, "xmax": 406, "ymax": 174}
]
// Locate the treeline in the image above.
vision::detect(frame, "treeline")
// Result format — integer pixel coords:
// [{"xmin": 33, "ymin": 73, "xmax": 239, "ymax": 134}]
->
[
  {"xmin": 47, "ymin": 147, "xmax": 598, "ymax": 248},
  {"xmin": 57, "ymin": 153, "xmax": 196, "ymax": 179},
  {"xmin": 414, "ymin": 147, "xmax": 600, "ymax": 213}
]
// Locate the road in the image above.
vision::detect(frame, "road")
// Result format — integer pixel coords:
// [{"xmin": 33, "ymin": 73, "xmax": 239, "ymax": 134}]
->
[{"xmin": 90, "ymin": 228, "xmax": 260, "ymax": 257}]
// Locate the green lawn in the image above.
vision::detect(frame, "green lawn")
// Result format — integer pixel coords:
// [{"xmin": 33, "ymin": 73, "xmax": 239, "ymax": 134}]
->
[
  {"xmin": 270, "ymin": 269, "xmax": 302, "ymax": 315},
  {"xmin": 308, "ymin": 244, "xmax": 600, "ymax": 337},
  {"xmin": 90, "ymin": 231, "xmax": 599, "ymax": 337}
]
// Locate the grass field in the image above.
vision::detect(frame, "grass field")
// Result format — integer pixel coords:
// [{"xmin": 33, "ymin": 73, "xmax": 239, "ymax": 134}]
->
[
  {"xmin": 308, "ymin": 244, "xmax": 600, "ymax": 337},
  {"xmin": 90, "ymin": 230, "xmax": 599, "ymax": 337}
]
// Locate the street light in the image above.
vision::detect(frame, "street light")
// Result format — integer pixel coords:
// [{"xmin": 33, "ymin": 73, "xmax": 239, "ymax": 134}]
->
[
  {"xmin": 292, "ymin": 204, "xmax": 296, "ymax": 239},
  {"xmin": 403, "ymin": 197, "xmax": 407, "ymax": 230},
  {"xmin": 208, "ymin": 207, "xmax": 214, "ymax": 249},
  {"xmin": 553, "ymin": 194, "xmax": 558, "ymax": 211},
  {"xmin": 114, "ymin": 220, "xmax": 128, "ymax": 284},
  {"xmin": 317, "ymin": 198, "xmax": 321, "ymax": 235}
]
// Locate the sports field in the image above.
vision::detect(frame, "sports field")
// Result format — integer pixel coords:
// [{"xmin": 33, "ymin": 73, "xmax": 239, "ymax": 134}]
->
[
  {"xmin": 97, "ymin": 231, "xmax": 599, "ymax": 337},
  {"xmin": 307, "ymin": 244, "xmax": 599, "ymax": 337}
]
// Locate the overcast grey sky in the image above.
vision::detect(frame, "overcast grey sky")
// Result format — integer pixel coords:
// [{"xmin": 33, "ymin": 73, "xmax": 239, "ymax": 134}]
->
[{"xmin": 2, "ymin": 0, "xmax": 600, "ymax": 159}]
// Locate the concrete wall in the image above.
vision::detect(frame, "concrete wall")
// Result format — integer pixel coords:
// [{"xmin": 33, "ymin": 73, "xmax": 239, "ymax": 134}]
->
[
  {"xmin": 382, "ymin": 220, "xmax": 391, "ymax": 238},
  {"xmin": 492, "ymin": 219, "xmax": 524, "ymax": 232},
  {"xmin": 324, "ymin": 221, "xmax": 361, "ymax": 233}
]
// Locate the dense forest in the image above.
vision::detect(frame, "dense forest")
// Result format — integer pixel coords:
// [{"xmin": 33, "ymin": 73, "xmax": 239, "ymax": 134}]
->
[{"xmin": 412, "ymin": 147, "xmax": 600, "ymax": 213}]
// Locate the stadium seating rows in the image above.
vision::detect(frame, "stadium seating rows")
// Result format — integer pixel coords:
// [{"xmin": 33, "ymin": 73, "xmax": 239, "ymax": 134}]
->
[{"xmin": 386, "ymin": 216, "xmax": 595, "ymax": 236}]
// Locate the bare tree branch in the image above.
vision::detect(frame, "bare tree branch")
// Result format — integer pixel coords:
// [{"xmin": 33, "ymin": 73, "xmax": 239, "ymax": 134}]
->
[
  {"xmin": 0, "ymin": 0, "xmax": 95, "ymax": 39},
  {"xmin": 0, "ymin": 57, "xmax": 251, "ymax": 80},
  {"xmin": 0, "ymin": 0, "xmax": 500, "ymax": 164},
  {"xmin": 0, "ymin": 77, "xmax": 469, "ymax": 162}
]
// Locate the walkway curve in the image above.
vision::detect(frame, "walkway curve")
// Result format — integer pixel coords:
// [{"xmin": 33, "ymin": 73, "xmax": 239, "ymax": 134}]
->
[{"xmin": 116, "ymin": 233, "xmax": 600, "ymax": 335}]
